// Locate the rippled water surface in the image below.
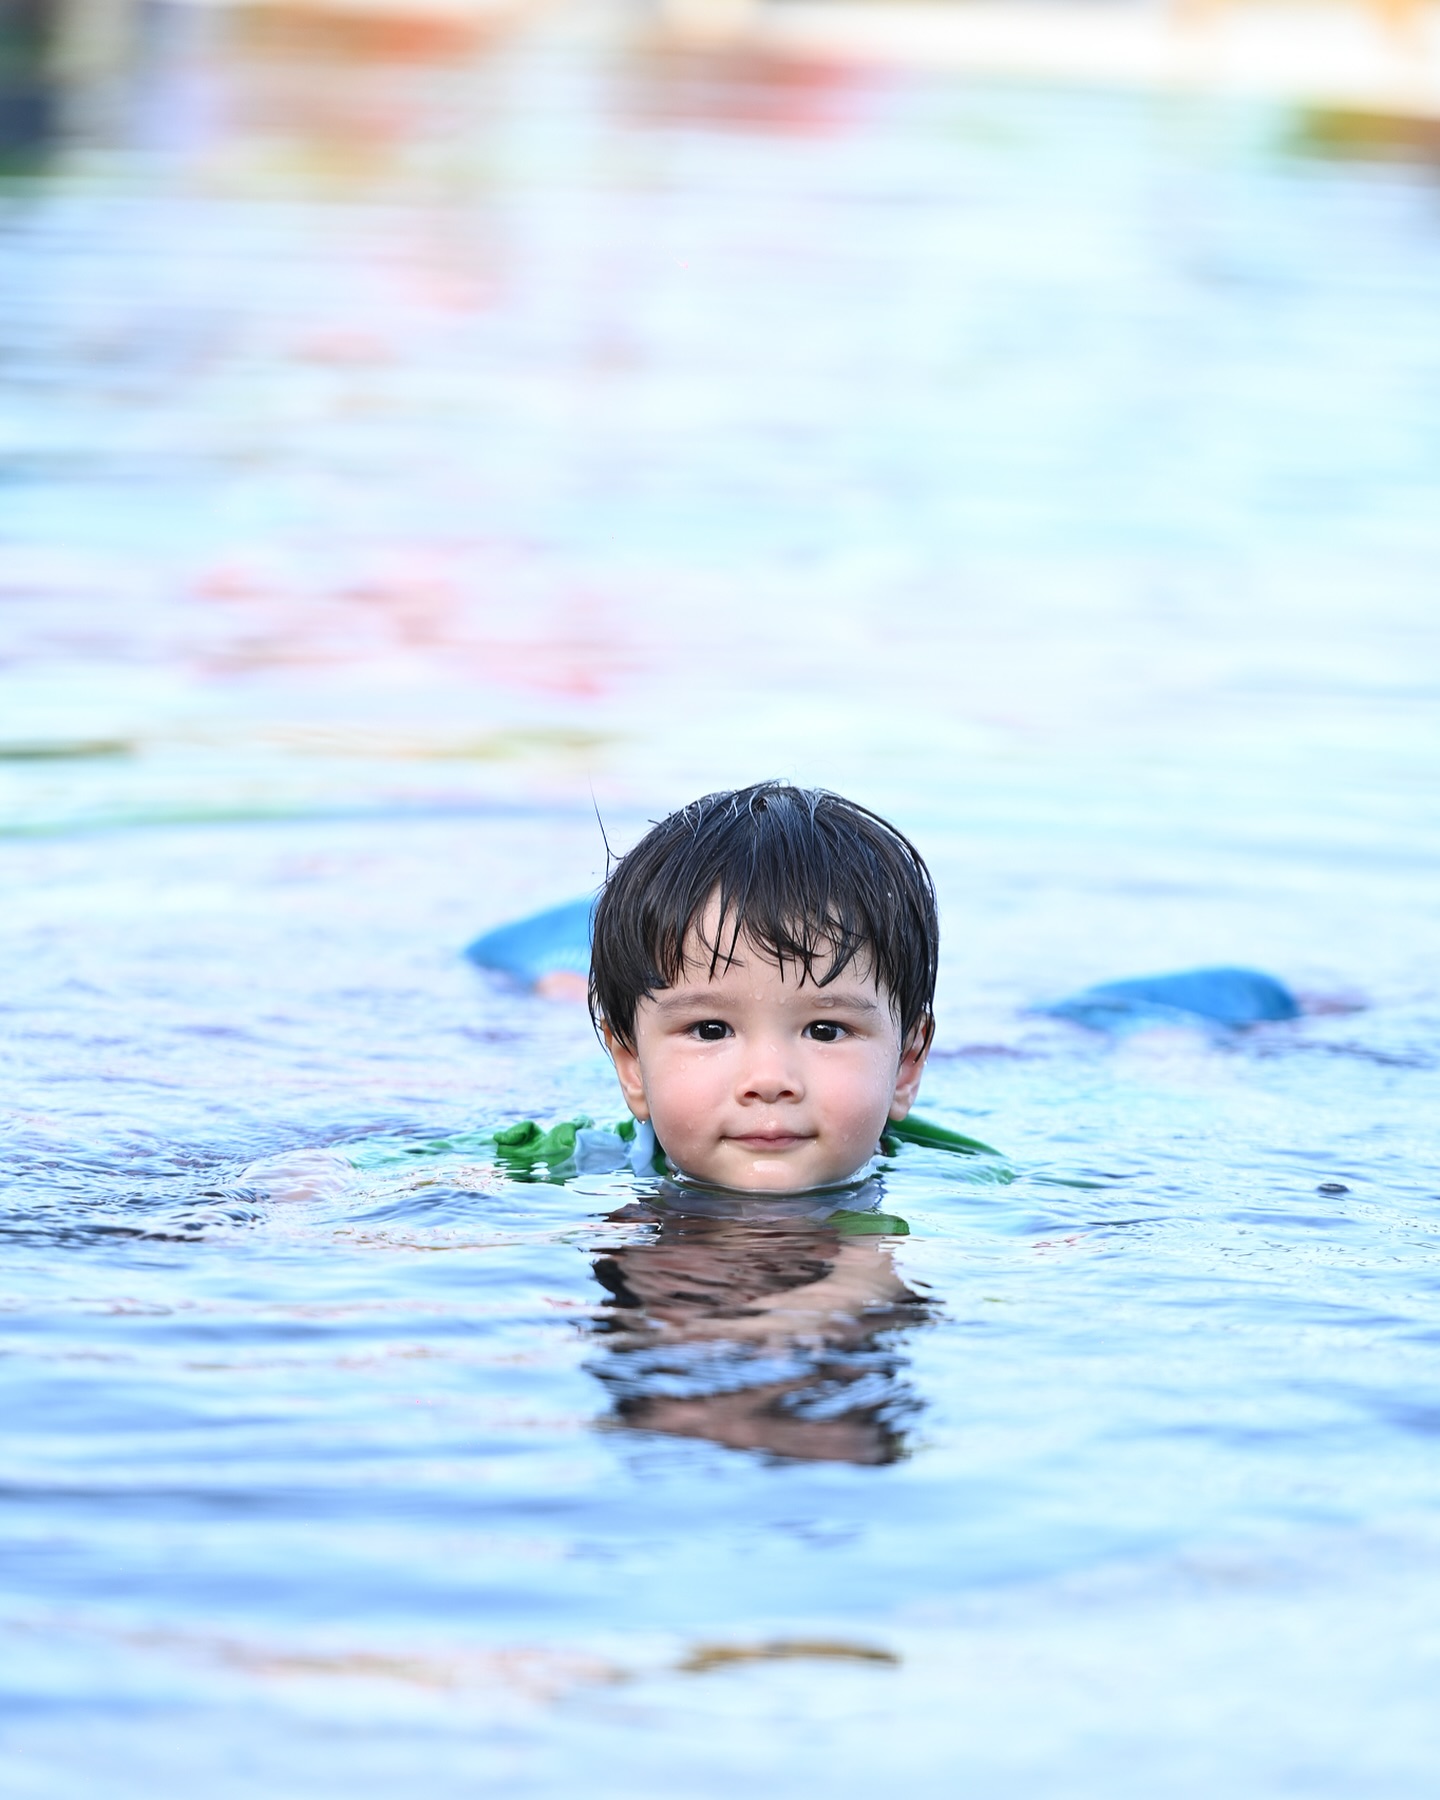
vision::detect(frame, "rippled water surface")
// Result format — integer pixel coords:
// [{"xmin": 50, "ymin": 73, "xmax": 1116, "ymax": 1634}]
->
[{"xmin": 4, "ymin": 9, "xmax": 1440, "ymax": 1794}]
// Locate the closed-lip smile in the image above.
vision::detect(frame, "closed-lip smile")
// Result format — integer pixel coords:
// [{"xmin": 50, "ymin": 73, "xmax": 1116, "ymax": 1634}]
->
[{"xmin": 729, "ymin": 1132, "xmax": 812, "ymax": 1149}]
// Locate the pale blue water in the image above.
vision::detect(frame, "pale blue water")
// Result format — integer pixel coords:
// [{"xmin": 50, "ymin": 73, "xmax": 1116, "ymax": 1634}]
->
[{"xmin": 3, "ymin": 9, "xmax": 1440, "ymax": 1795}]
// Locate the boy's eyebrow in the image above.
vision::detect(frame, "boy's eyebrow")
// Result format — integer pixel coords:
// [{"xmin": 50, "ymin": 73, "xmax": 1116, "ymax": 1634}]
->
[{"xmin": 798, "ymin": 992, "xmax": 883, "ymax": 1012}]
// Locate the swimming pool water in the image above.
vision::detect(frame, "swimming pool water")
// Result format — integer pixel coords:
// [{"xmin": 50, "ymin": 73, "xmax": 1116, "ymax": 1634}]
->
[{"xmin": 3, "ymin": 9, "xmax": 1440, "ymax": 1794}]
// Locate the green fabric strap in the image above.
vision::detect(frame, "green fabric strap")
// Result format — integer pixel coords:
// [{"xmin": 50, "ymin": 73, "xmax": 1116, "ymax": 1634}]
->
[
  {"xmin": 492, "ymin": 1116, "xmax": 593, "ymax": 1172},
  {"xmin": 881, "ymin": 1114, "xmax": 998, "ymax": 1157},
  {"xmin": 829, "ymin": 1209, "xmax": 910, "ymax": 1236}
]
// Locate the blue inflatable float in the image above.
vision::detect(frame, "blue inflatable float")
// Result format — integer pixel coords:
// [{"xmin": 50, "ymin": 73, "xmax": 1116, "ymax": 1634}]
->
[
  {"xmin": 464, "ymin": 897, "xmax": 594, "ymax": 987},
  {"xmin": 1041, "ymin": 966, "xmax": 1300, "ymax": 1033}
]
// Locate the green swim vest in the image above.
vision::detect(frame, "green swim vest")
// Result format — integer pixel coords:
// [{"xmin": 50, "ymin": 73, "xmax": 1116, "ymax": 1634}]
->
[{"xmin": 346, "ymin": 1111, "xmax": 1000, "ymax": 1180}]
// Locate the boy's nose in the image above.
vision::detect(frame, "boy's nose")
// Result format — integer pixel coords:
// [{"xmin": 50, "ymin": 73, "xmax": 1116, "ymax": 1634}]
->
[{"xmin": 739, "ymin": 1041, "xmax": 803, "ymax": 1103}]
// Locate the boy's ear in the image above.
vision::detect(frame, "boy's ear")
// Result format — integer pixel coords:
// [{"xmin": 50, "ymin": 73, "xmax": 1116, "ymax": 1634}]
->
[
  {"xmin": 603, "ymin": 1022, "xmax": 651, "ymax": 1122},
  {"xmin": 887, "ymin": 1017, "xmax": 933, "ymax": 1122}
]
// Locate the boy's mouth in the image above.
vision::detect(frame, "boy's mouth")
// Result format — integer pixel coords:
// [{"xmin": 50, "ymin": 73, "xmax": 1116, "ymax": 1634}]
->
[{"xmin": 727, "ymin": 1132, "xmax": 813, "ymax": 1151}]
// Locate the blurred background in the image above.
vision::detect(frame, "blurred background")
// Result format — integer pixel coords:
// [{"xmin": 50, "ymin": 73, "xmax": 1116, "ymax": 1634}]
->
[{"xmin": 4, "ymin": 0, "xmax": 1438, "ymax": 859}]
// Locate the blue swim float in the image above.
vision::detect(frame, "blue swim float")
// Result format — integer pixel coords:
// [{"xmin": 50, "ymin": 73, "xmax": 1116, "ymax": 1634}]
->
[
  {"xmin": 1042, "ymin": 966, "xmax": 1300, "ymax": 1033},
  {"xmin": 464, "ymin": 897, "xmax": 594, "ymax": 986}
]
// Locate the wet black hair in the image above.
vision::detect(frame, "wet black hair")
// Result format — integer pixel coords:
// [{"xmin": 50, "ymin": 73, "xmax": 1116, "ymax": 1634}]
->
[{"xmin": 589, "ymin": 782, "xmax": 938, "ymax": 1052}]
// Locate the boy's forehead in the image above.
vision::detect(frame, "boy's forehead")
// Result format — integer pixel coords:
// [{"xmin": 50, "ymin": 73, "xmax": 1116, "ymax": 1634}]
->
[{"xmin": 672, "ymin": 924, "xmax": 882, "ymax": 995}]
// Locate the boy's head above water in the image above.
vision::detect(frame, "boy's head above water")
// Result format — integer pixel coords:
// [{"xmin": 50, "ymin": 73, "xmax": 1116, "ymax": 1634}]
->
[{"xmin": 589, "ymin": 782, "xmax": 938, "ymax": 1194}]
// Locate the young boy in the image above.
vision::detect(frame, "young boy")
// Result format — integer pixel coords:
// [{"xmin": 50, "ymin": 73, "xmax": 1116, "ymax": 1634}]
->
[
  {"xmin": 587, "ymin": 781, "xmax": 939, "ymax": 1194},
  {"xmin": 244, "ymin": 782, "xmax": 992, "ymax": 1203}
]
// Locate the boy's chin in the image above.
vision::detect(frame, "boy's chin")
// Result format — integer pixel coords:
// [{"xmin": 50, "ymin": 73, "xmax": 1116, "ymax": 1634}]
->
[{"xmin": 671, "ymin": 1152, "xmax": 877, "ymax": 1198}]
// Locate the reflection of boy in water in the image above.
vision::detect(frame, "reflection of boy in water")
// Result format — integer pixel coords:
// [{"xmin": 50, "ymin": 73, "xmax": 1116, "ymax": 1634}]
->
[
  {"xmin": 588, "ymin": 1196, "xmax": 932, "ymax": 1466},
  {"xmin": 589, "ymin": 782, "xmax": 939, "ymax": 1195}
]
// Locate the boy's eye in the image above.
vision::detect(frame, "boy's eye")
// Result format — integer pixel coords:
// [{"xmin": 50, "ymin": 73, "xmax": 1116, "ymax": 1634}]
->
[
  {"xmin": 804, "ymin": 1021, "xmax": 847, "ymax": 1043},
  {"xmin": 689, "ymin": 1019, "xmax": 731, "ymax": 1042}
]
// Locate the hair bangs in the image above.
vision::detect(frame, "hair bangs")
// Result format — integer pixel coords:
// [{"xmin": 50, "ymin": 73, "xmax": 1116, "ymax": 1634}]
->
[{"xmin": 589, "ymin": 783, "xmax": 938, "ymax": 1051}]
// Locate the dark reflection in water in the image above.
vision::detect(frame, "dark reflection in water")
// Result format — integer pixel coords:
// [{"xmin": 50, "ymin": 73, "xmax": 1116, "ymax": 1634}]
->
[
  {"xmin": 586, "ymin": 1185, "xmax": 932, "ymax": 1466},
  {"xmin": 0, "ymin": 0, "xmax": 57, "ymax": 162}
]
